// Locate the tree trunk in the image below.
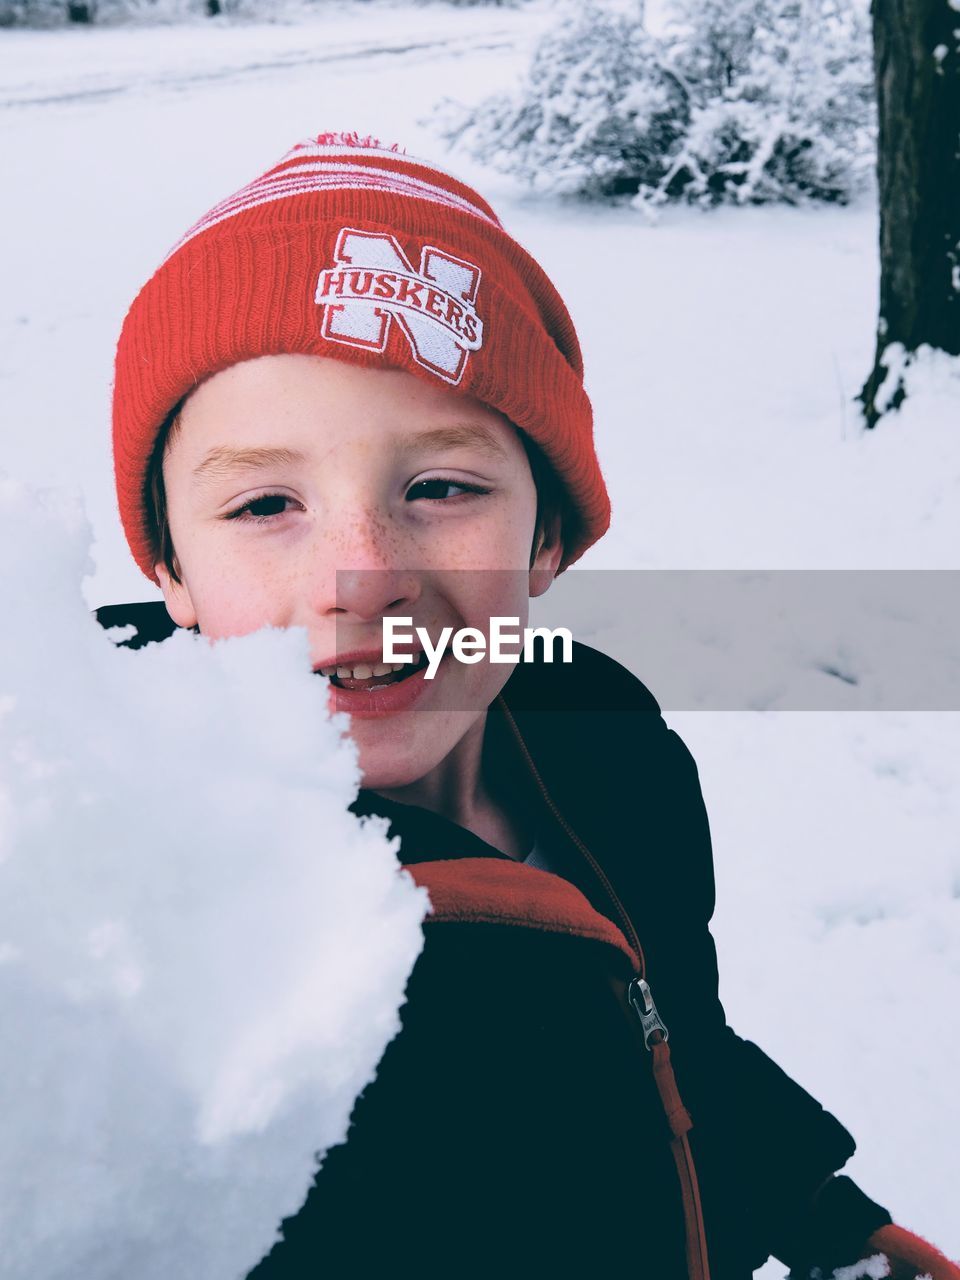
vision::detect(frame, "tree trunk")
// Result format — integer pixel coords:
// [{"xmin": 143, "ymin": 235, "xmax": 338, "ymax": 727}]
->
[{"xmin": 858, "ymin": 0, "xmax": 960, "ymax": 426}]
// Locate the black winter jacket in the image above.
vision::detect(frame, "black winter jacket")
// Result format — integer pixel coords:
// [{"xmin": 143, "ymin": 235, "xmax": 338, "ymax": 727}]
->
[{"xmin": 96, "ymin": 603, "xmax": 892, "ymax": 1279}]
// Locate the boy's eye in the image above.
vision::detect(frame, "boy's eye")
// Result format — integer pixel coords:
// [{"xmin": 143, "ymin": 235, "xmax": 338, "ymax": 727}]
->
[
  {"xmin": 225, "ymin": 493, "xmax": 298, "ymax": 522},
  {"xmin": 406, "ymin": 479, "xmax": 491, "ymax": 502}
]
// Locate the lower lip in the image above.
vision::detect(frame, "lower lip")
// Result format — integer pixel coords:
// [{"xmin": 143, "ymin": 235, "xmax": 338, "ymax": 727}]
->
[{"xmin": 322, "ymin": 657, "xmax": 447, "ymax": 720}]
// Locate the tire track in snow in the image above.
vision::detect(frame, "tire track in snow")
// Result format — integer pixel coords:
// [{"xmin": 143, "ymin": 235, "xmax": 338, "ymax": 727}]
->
[{"xmin": 0, "ymin": 30, "xmax": 514, "ymax": 111}]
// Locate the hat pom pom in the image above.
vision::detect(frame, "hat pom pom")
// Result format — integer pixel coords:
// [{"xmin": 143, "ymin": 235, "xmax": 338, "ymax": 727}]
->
[{"xmin": 302, "ymin": 131, "xmax": 406, "ymax": 153}]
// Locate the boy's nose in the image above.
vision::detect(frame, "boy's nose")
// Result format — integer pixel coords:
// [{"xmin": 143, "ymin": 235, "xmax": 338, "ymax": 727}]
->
[
  {"xmin": 327, "ymin": 566, "xmax": 421, "ymax": 624},
  {"xmin": 306, "ymin": 508, "xmax": 421, "ymax": 624}
]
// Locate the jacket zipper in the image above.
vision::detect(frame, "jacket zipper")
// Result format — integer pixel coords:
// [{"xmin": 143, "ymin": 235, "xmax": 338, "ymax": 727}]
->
[
  {"xmin": 628, "ymin": 975, "xmax": 670, "ymax": 1046},
  {"xmin": 496, "ymin": 694, "xmax": 712, "ymax": 1280}
]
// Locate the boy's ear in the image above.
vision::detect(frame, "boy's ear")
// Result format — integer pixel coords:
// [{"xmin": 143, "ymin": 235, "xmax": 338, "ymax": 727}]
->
[
  {"xmin": 155, "ymin": 562, "xmax": 199, "ymax": 629},
  {"xmin": 528, "ymin": 509, "xmax": 564, "ymax": 598}
]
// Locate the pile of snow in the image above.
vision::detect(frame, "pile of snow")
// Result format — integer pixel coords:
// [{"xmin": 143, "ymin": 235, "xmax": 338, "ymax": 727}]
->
[{"xmin": 0, "ymin": 477, "xmax": 427, "ymax": 1280}]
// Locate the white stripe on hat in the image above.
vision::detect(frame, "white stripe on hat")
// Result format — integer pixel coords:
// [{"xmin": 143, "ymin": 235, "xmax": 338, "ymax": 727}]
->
[
  {"xmin": 162, "ymin": 160, "xmax": 500, "ymax": 263},
  {"xmin": 279, "ymin": 140, "xmax": 477, "ymax": 191},
  {"xmin": 253, "ymin": 159, "xmax": 498, "ymax": 222}
]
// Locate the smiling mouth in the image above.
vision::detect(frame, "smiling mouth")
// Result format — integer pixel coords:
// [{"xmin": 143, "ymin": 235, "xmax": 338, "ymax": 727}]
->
[{"xmin": 316, "ymin": 651, "xmax": 431, "ymax": 691}]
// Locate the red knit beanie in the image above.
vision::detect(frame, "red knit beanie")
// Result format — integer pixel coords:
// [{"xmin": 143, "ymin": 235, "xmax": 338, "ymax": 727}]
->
[{"xmin": 111, "ymin": 132, "xmax": 610, "ymax": 582}]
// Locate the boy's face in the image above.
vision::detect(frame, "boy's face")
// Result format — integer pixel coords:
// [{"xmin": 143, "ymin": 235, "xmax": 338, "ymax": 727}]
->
[{"xmin": 156, "ymin": 354, "xmax": 562, "ymax": 791}]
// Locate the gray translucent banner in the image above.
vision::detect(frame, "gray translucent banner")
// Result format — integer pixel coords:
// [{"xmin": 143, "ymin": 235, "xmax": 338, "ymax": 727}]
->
[{"xmin": 333, "ymin": 570, "xmax": 960, "ymax": 711}]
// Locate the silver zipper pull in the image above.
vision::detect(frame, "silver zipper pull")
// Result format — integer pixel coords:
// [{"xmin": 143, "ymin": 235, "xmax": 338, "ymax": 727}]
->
[{"xmin": 627, "ymin": 976, "xmax": 669, "ymax": 1049}]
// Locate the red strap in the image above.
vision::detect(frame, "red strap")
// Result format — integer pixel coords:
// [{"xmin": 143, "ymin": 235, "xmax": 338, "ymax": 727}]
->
[
  {"xmin": 653, "ymin": 1040, "xmax": 710, "ymax": 1280},
  {"xmin": 651, "ymin": 1038, "xmax": 694, "ymax": 1139},
  {"xmin": 671, "ymin": 1131, "xmax": 712, "ymax": 1280}
]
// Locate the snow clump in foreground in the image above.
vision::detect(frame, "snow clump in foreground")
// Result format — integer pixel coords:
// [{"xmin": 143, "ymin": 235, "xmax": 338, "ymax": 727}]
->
[{"xmin": 0, "ymin": 477, "xmax": 427, "ymax": 1280}]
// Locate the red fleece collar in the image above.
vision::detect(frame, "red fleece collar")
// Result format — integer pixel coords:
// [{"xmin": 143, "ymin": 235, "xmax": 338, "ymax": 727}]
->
[{"xmin": 403, "ymin": 857, "xmax": 640, "ymax": 972}]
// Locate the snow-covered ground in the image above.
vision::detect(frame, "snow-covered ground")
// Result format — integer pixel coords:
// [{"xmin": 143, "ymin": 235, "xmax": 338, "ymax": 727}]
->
[{"xmin": 1, "ymin": 2, "xmax": 957, "ymax": 1273}]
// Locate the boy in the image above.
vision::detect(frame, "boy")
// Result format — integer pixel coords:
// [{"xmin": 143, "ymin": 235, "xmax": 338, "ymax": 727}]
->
[{"xmin": 102, "ymin": 134, "xmax": 955, "ymax": 1278}]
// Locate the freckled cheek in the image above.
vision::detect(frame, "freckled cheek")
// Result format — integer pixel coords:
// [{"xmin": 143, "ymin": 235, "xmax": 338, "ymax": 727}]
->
[
  {"xmin": 426, "ymin": 505, "xmax": 534, "ymax": 574},
  {"xmin": 189, "ymin": 546, "xmax": 296, "ymax": 639},
  {"xmin": 477, "ymin": 526, "xmax": 533, "ymax": 580},
  {"xmin": 473, "ymin": 515, "xmax": 534, "ymax": 631},
  {"xmin": 491, "ymin": 490, "xmax": 537, "ymax": 553}
]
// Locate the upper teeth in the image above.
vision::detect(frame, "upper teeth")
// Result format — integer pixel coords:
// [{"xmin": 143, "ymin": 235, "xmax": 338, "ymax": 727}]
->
[{"xmin": 318, "ymin": 660, "xmax": 414, "ymax": 679}]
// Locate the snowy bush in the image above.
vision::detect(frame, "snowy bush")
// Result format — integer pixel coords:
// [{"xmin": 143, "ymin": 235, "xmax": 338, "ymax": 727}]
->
[
  {"xmin": 435, "ymin": 0, "xmax": 876, "ymax": 209},
  {"xmin": 0, "ymin": 477, "xmax": 427, "ymax": 1280},
  {"xmin": 435, "ymin": 1, "xmax": 687, "ymax": 198},
  {"xmin": 0, "ymin": 0, "xmax": 62, "ymax": 26}
]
